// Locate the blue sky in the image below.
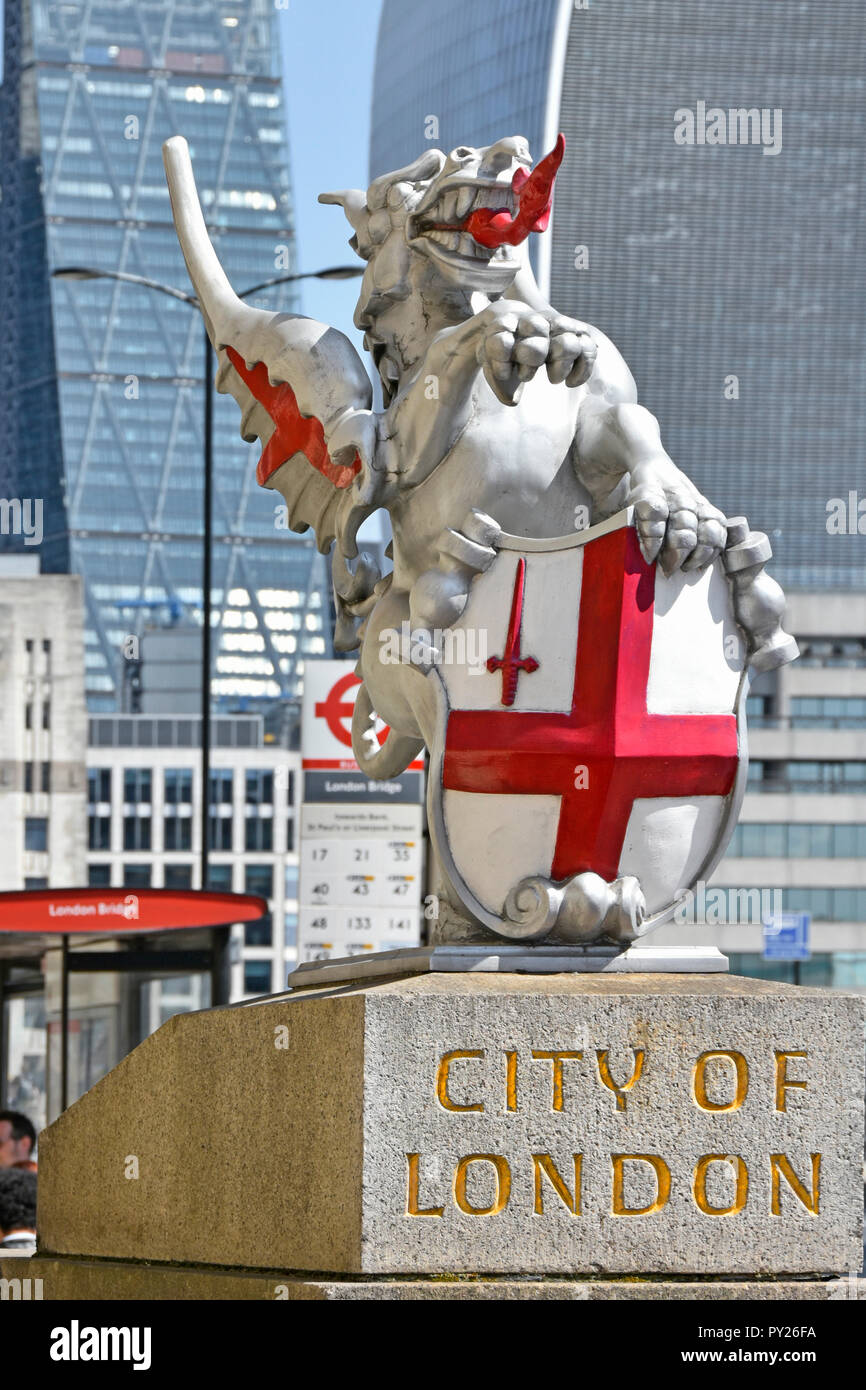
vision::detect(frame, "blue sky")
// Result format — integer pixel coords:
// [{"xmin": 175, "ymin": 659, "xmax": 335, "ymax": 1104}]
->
[{"xmin": 279, "ymin": 0, "xmax": 383, "ymax": 351}]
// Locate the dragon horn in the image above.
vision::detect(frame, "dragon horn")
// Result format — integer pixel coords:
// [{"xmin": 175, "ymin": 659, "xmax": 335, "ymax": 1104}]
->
[
  {"xmin": 318, "ymin": 188, "xmax": 369, "ymax": 234},
  {"xmin": 162, "ymin": 135, "xmax": 249, "ymax": 350}
]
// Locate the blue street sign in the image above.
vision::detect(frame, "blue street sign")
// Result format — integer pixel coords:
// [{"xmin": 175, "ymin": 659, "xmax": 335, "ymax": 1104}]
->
[{"xmin": 763, "ymin": 911, "xmax": 811, "ymax": 962}]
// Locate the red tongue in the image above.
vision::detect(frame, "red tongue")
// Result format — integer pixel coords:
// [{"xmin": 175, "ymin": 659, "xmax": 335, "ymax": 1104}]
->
[{"xmin": 462, "ymin": 133, "xmax": 565, "ymax": 249}]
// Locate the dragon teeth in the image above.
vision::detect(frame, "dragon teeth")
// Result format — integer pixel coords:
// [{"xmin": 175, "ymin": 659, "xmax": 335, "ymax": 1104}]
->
[
  {"xmin": 441, "ymin": 189, "xmax": 459, "ymax": 223},
  {"xmin": 455, "ymin": 186, "xmax": 475, "ymax": 219}
]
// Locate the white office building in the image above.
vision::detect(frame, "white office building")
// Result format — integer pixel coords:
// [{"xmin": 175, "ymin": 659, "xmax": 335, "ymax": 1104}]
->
[{"xmin": 85, "ymin": 713, "xmax": 301, "ymax": 999}]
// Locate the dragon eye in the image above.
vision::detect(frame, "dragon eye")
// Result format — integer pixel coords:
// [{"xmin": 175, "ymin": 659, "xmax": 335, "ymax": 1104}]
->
[{"xmin": 454, "ymin": 147, "xmax": 473, "ymax": 159}]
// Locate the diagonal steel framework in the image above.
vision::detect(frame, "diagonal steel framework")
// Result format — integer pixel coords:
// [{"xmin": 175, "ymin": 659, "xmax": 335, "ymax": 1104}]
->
[{"xmin": 11, "ymin": 0, "xmax": 321, "ymax": 709}]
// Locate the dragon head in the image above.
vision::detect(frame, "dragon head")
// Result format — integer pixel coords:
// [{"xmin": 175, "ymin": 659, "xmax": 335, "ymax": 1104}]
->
[{"xmin": 320, "ymin": 135, "xmax": 564, "ymax": 387}]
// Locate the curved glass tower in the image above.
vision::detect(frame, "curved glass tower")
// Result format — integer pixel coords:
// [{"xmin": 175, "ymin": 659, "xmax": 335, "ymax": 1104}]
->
[
  {"xmin": 1, "ymin": 0, "xmax": 330, "ymax": 712},
  {"xmin": 371, "ymin": 0, "xmax": 864, "ymax": 591}
]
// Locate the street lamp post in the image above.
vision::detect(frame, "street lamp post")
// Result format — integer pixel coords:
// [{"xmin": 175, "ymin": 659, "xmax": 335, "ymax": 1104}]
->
[{"xmin": 52, "ymin": 262, "xmax": 362, "ymax": 1001}]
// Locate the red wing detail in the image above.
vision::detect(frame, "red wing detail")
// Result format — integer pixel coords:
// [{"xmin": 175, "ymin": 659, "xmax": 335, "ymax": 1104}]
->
[{"xmin": 225, "ymin": 346, "xmax": 361, "ymax": 489}]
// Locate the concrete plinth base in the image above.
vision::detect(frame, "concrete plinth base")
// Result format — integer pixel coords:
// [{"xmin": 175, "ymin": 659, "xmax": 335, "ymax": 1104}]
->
[
  {"xmin": 35, "ymin": 972, "xmax": 864, "ymax": 1284},
  {"xmin": 287, "ymin": 943, "xmax": 729, "ymax": 989},
  {"xmin": 2, "ymin": 1255, "xmax": 864, "ymax": 1301}
]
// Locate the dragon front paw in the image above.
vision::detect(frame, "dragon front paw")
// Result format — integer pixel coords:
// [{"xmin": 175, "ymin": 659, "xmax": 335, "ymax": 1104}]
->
[
  {"xmin": 476, "ymin": 302, "xmax": 596, "ymax": 405},
  {"xmin": 629, "ymin": 468, "xmax": 727, "ymax": 575}
]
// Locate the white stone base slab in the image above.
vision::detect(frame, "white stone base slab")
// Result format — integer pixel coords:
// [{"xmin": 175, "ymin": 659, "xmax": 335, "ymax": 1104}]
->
[
  {"xmin": 6, "ymin": 1256, "xmax": 864, "ymax": 1300},
  {"xmin": 287, "ymin": 944, "xmax": 729, "ymax": 990}
]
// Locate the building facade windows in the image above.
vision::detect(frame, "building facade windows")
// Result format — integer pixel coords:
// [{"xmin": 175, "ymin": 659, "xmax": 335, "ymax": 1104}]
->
[
  {"xmin": 207, "ymin": 863, "xmax": 233, "ymax": 891},
  {"xmin": 123, "ymin": 814, "xmax": 151, "ymax": 852},
  {"xmin": 87, "ymin": 767, "xmax": 112, "ymax": 850},
  {"xmin": 244, "ymin": 915, "xmax": 273, "ymax": 948},
  {"xmin": 24, "ymin": 818, "xmax": 48, "ymax": 852},
  {"xmin": 244, "ymin": 865, "xmax": 273, "ymax": 898},
  {"xmin": 243, "ymin": 863, "xmax": 273, "ymax": 945},
  {"xmin": 728, "ymin": 823, "xmax": 866, "ymax": 858},
  {"xmin": 790, "ymin": 697, "xmax": 866, "ymax": 728},
  {"xmin": 123, "ymin": 768, "xmax": 152, "ymax": 803},
  {"xmin": 207, "ymin": 767, "xmax": 233, "ymax": 850},
  {"xmin": 164, "ymin": 769, "xmax": 193, "ymax": 804},
  {"xmin": 728, "ymin": 954, "xmax": 866, "ymax": 988},
  {"xmin": 244, "ymin": 816, "xmax": 273, "ymax": 852},
  {"xmin": 88, "ymin": 813, "xmax": 111, "ymax": 850},
  {"xmin": 284, "ymin": 912, "xmax": 297, "ymax": 948},
  {"xmin": 164, "ymin": 864, "xmax": 193, "ymax": 890},
  {"xmin": 164, "ymin": 767, "xmax": 193, "ymax": 851},
  {"xmin": 710, "ymin": 887, "xmax": 866, "ymax": 924},
  {"xmin": 747, "ymin": 761, "xmax": 866, "ymax": 792},
  {"xmin": 164, "ymin": 815, "xmax": 192, "ymax": 852},
  {"xmin": 245, "ymin": 769, "xmax": 274, "ymax": 805},
  {"xmin": 243, "ymin": 961, "xmax": 272, "ymax": 995},
  {"xmin": 88, "ymin": 768, "xmax": 111, "ymax": 803},
  {"xmin": 244, "ymin": 768, "xmax": 273, "ymax": 851},
  {"xmin": 123, "ymin": 864, "xmax": 152, "ymax": 889}
]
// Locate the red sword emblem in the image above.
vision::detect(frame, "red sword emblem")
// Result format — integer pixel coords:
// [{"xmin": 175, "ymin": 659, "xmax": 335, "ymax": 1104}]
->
[{"xmin": 487, "ymin": 557, "xmax": 540, "ymax": 706}]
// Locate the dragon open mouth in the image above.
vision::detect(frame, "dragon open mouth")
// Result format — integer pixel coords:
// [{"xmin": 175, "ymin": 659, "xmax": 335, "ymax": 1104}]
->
[{"xmin": 415, "ymin": 134, "xmax": 565, "ymax": 263}]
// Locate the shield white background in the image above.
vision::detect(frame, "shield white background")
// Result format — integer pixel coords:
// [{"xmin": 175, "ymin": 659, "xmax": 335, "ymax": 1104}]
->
[{"xmin": 427, "ymin": 510, "xmax": 748, "ymax": 934}]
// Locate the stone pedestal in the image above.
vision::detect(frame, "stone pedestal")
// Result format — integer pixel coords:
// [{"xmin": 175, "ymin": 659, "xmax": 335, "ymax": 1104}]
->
[{"xmin": 33, "ymin": 973, "xmax": 865, "ymax": 1297}]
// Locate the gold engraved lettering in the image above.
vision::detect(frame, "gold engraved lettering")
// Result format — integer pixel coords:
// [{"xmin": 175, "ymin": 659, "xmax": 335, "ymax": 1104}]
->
[
  {"xmin": 596, "ymin": 1048, "xmax": 645, "ymax": 1111},
  {"xmin": 405, "ymin": 1153, "xmax": 444, "ymax": 1217},
  {"xmin": 532, "ymin": 1153, "xmax": 582, "ymax": 1215},
  {"xmin": 436, "ymin": 1049, "xmax": 485, "ymax": 1112},
  {"xmin": 505, "ymin": 1050, "xmax": 518, "ymax": 1112},
  {"xmin": 774, "ymin": 1050, "xmax": 808, "ymax": 1112},
  {"xmin": 531, "ymin": 1050, "xmax": 582, "ymax": 1111},
  {"xmin": 692, "ymin": 1153, "xmax": 749, "ymax": 1215},
  {"xmin": 770, "ymin": 1153, "xmax": 821, "ymax": 1215},
  {"xmin": 453, "ymin": 1153, "xmax": 511, "ymax": 1216},
  {"xmin": 611, "ymin": 1154, "xmax": 672, "ymax": 1216},
  {"xmin": 692, "ymin": 1049, "xmax": 749, "ymax": 1112}
]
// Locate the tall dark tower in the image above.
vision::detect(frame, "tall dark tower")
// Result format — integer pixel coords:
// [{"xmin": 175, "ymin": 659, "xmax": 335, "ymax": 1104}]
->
[{"xmin": 0, "ymin": 0, "xmax": 69, "ymax": 571}]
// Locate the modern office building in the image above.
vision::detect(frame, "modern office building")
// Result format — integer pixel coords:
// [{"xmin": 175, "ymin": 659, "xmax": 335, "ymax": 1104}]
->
[
  {"xmin": 85, "ymin": 710, "xmax": 301, "ymax": 997},
  {"xmin": 0, "ymin": 0, "xmax": 331, "ymax": 714},
  {"xmin": 0, "ymin": 555, "xmax": 87, "ymax": 892},
  {"xmin": 371, "ymin": 0, "xmax": 863, "ymax": 590},
  {"xmin": 370, "ymin": 0, "xmax": 866, "ymax": 984}
]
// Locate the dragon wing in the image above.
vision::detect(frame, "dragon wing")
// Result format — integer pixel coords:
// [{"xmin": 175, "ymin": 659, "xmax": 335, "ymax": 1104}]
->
[{"xmin": 162, "ymin": 136, "xmax": 373, "ymax": 555}]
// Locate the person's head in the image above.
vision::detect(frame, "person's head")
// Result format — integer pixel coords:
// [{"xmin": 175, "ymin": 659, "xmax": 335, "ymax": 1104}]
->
[
  {"xmin": 0, "ymin": 1111, "xmax": 37, "ymax": 1168},
  {"xmin": 0, "ymin": 1167, "xmax": 37, "ymax": 1236}
]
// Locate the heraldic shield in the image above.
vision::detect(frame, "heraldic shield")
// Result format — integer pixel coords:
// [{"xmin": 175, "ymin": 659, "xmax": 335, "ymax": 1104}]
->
[{"xmin": 424, "ymin": 508, "xmax": 749, "ymax": 944}]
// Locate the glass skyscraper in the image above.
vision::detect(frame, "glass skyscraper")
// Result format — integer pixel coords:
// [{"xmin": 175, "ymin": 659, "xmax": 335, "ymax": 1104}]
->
[
  {"xmin": 1, "ymin": 0, "xmax": 330, "ymax": 713},
  {"xmin": 371, "ymin": 0, "xmax": 864, "ymax": 592}
]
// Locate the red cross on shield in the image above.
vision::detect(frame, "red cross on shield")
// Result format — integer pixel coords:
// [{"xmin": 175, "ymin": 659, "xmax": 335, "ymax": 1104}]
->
[{"xmin": 426, "ymin": 511, "xmax": 748, "ymax": 935}]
